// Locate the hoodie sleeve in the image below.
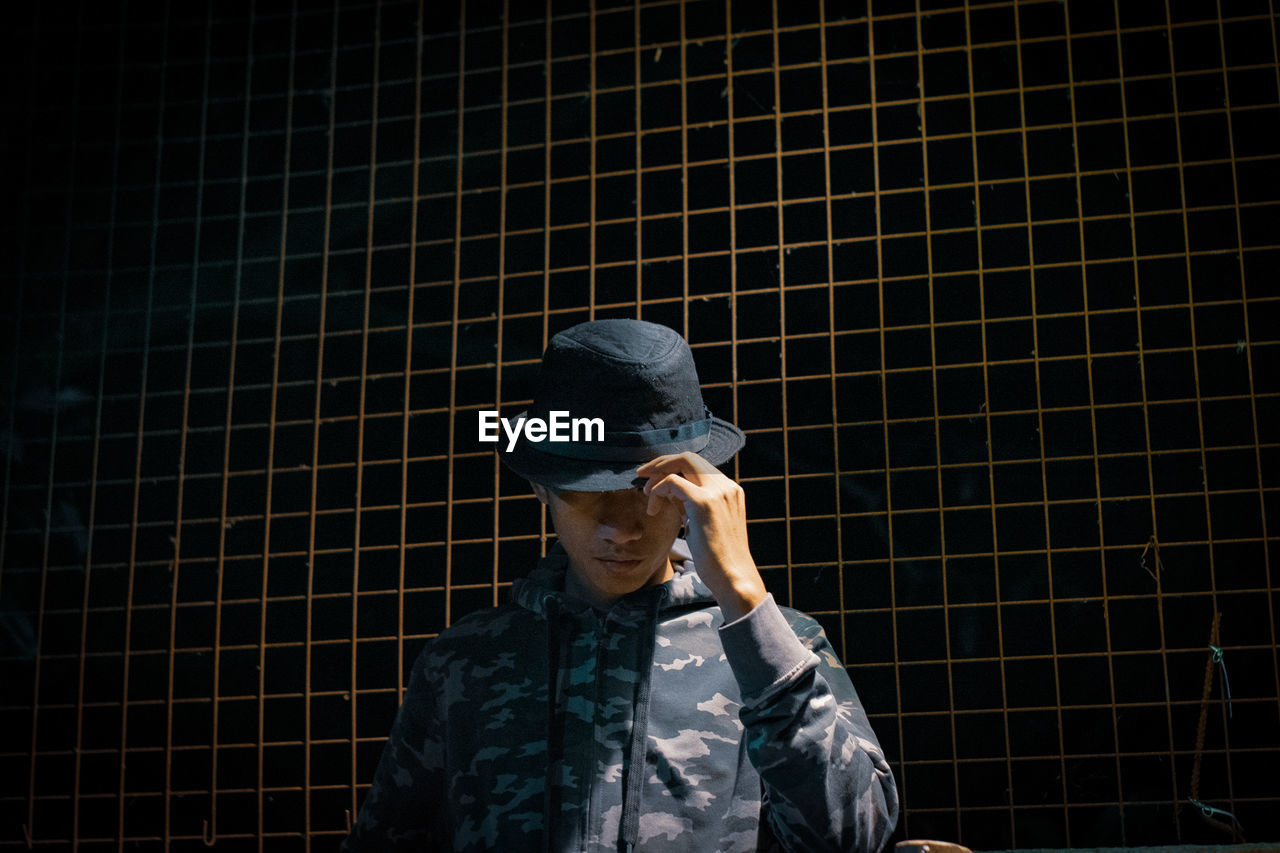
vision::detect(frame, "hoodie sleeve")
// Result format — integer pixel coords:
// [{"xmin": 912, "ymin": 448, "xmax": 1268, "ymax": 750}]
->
[
  {"xmin": 342, "ymin": 653, "xmax": 445, "ymax": 852},
  {"xmin": 718, "ymin": 594, "xmax": 899, "ymax": 853}
]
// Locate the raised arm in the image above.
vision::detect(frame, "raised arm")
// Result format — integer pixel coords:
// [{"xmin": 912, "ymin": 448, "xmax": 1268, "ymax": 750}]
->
[{"xmin": 638, "ymin": 452, "xmax": 899, "ymax": 852}]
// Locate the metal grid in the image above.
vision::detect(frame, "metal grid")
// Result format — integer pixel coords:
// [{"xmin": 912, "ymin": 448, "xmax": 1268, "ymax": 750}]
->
[{"xmin": 2, "ymin": 0, "xmax": 1277, "ymax": 849}]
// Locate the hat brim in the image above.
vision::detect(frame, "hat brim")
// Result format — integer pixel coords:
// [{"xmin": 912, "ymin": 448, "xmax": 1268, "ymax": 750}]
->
[{"xmin": 498, "ymin": 412, "xmax": 745, "ymax": 491}]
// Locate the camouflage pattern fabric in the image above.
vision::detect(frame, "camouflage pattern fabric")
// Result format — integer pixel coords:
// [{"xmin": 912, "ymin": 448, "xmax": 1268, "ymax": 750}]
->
[{"xmin": 344, "ymin": 542, "xmax": 898, "ymax": 852}]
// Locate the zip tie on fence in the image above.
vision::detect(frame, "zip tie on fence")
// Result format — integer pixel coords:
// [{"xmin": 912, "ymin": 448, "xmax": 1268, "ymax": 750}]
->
[{"xmin": 1138, "ymin": 535, "xmax": 1162, "ymax": 583}]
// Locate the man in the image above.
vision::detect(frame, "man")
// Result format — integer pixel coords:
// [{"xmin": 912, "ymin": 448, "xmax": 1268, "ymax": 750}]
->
[{"xmin": 344, "ymin": 319, "xmax": 898, "ymax": 852}]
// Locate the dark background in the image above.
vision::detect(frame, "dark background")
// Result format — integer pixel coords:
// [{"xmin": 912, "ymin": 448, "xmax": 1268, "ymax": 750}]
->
[{"xmin": 2, "ymin": 0, "xmax": 1277, "ymax": 849}]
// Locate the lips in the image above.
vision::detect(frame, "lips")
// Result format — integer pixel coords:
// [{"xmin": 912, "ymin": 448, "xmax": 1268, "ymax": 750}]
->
[{"xmin": 596, "ymin": 556, "xmax": 642, "ymax": 570}]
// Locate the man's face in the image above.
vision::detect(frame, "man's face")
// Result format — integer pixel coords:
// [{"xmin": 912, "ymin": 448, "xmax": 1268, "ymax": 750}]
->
[{"xmin": 532, "ymin": 483, "xmax": 684, "ymax": 607}]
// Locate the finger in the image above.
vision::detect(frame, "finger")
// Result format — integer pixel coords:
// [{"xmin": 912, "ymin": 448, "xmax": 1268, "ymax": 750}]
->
[
  {"xmin": 638, "ymin": 456, "xmax": 693, "ymax": 498},
  {"xmin": 637, "ymin": 451, "xmax": 716, "ymax": 486},
  {"xmin": 643, "ymin": 472, "xmax": 706, "ymax": 515},
  {"xmin": 638, "ymin": 450, "xmax": 713, "ymax": 473},
  {"xmin": 644, "ymin": 484, "xmax": 673, "ymax": 517}
]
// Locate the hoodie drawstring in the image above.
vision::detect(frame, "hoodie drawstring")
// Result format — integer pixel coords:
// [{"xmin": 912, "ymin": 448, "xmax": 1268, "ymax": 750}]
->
[
  {"xmin": 544, "ymin": 597, "xmax": 565, "ymax": 853},
  {"xmin": 618, "ymin": 590, "xmax": 664, "ymax": 852}
]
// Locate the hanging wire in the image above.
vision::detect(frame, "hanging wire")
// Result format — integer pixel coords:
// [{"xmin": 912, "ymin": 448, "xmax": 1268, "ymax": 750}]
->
[{"xmin": 1209, "ymin": 644, "xmax": 1233, "ymax": 719}]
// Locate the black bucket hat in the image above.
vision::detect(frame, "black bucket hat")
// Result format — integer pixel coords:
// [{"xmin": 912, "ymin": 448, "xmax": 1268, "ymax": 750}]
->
[{"xmin": 498, "ymin": 319, "xmax": 745, "ymax": 491}]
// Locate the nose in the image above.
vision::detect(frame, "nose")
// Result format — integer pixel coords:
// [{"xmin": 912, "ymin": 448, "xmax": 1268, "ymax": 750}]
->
[{"xmin": 595, "ymin": 490, "xmax": 646, "ymax": 543}]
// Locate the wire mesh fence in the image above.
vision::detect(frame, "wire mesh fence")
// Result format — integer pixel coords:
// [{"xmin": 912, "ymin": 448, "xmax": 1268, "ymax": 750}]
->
[{"xmin": 1, "ymin": 0, "xmax": 1277, "ymax": 849}]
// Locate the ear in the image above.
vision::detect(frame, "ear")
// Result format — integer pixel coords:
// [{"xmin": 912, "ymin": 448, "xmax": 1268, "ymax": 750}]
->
[{"xmin": 530, "ymin": 482, "xmax": 550, "ymax": 505}]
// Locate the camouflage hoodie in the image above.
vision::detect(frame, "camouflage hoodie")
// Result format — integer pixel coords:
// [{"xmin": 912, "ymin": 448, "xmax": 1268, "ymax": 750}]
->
[{"xmin": 344, "ymin": 541, "xmax": 898, "ymax": 852}]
